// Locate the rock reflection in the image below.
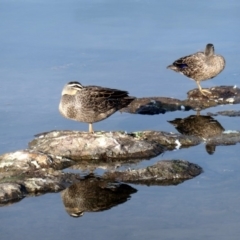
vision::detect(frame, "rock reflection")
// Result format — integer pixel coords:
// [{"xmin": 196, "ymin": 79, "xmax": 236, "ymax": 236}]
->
[
  {"xmin": 69, "ymin": 158, "xmax": 143, "ymax": 173},
  {"xmin": 168, "ymin": 114, "xmax": 225, "ymax": 154},
  {"xmin": 61, "ymin": 175, "xmax": 137, "ymax": 217}
]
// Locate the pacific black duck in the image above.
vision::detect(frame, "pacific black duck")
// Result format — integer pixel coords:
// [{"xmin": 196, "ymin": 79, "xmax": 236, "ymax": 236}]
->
[
  {"xmin": 167, "ymin": 44, "xmax": 225, "ymax": 96},
  {"xmin": 59, "ymin": 81, "xmax": 135, "ymax": 133}
]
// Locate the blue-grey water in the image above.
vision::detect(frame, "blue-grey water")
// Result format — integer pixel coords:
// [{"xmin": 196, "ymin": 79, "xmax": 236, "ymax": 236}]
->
[{"xmin": 1, "ymin": 1, "xmax": 240, "ymax": 239}]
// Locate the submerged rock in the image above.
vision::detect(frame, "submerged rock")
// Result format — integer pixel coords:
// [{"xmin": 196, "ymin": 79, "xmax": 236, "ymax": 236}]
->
[{"xmin": 103, "ymin": 160, "xmax": 203, "ymax": 185}]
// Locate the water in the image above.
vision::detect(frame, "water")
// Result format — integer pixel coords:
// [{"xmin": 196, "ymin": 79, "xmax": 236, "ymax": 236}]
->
[{"xmin": 1, "ymin": 1, "xmax": 240, "ymax": 239}]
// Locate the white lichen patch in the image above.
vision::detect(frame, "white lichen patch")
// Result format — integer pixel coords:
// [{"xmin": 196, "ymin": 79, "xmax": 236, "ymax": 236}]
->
[
  {"xmin": 223, "ymin": 130, "xmax": 239, "ymax": 134},
  {"xmin": 175, "ymin": 139, "xmax": 181, "ymax": 149},
  {"xmin": 226, "ymin": 98, "xmax": 235, "ymax": 103},
  {"xmin": 31, "ymin": 160, "xmax": 40, "ymax": 169}
]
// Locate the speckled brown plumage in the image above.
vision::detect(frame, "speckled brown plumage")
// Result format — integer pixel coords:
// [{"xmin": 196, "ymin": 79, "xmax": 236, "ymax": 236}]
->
[
  {"xmin": 167, "ymin": 44, "xmax": 225, "ymax": 96},
  {"xmin": 59, "ymin": 81, "xmax": 135, "ymax": 133}
]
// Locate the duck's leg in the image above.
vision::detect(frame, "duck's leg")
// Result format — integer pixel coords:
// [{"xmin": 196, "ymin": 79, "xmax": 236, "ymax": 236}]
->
[
  {"xmin": 196, "ymin": 81, "xmax": 211, "ymax": 96},
  {"xmin": 89, "ymin": 123, "xmax": 94, "ymax": 133}
]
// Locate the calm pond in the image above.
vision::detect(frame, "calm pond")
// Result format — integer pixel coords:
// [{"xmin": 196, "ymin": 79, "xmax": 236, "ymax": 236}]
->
[{"xmin": 1, "ymin": 1, "xmax": 240, "ymax": 239}]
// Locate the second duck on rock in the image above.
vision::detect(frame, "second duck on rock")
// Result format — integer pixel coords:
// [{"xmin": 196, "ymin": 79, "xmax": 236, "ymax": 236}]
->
[
  {"xmin": 167, "ymin": 43, "xmax": 225, "ymax": 97},
  {"xmin": 59, "ymin": 81, "xmax": 135, "ymax": 133}
]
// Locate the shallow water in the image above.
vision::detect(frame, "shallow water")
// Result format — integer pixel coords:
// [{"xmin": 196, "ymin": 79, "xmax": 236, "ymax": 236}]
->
[{"xmin": 1, "ymin": 1, "xmax": 240, "ymax": 239}]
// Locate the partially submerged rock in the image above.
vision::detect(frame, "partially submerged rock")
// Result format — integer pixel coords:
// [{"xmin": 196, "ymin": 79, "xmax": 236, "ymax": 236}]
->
[
  {"xmin": 28, "ymin": 130, "xmax": 202, "ymax": 161},
  {"xmin": 0, "ymin": 150, "xmax": 75, "ymax": 171},
  {"xmin": 0, "ymin": 183, "xmax": 25, "ymax": 206},
  {"xmin": 0, "ymin": 146, "xmax": 203, "ymax": 205},
  {"xmin": 132, "ymin": 131, "xmax": 201, "ymax": 150},
  {"xmin": 122, "ymin": 86, "xmax": 240, "ymax": 114},
  {"xmin": 209, "ymin": 110, "xmax": 240, "ymax": 117},
  {"xmin": 187, "ymin": 86, "xmax": 240, "ymax": 103},
  {"xmin": 28, "ymin": 130, "xmax": 165, "ymax": 160},
  {"xmin": 0, "ymin": 168, "xmax": 82, "ymax": 205},
  {"xmin": 103, "ymin": 160, "xmax": 203, "ymax": 185}
]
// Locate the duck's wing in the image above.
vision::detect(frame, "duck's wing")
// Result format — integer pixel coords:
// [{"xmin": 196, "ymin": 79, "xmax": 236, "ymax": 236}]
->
[
  {"xmin": 79, "ymin": 86, "xmax": 135, "ymax": 113},
  {"xmin": 167, "ymin": 52, "xmax": 205, "ymax": 75}
]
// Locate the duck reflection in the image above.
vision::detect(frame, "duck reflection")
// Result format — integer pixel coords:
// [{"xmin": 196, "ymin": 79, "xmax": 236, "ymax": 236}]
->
[
  {"xmin": 61, "ymin": 175, "xmax": 137, "ymax": 217},
  {"xmin": 168, "ymin": 114, "xmax": 225, "ymax": 154}
]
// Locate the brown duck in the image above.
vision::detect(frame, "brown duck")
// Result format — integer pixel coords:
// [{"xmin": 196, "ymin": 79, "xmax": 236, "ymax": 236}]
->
[
  {"xmin": 167, "ymin": 43, "xmax": 225, "ymax": 96},
  {"xmin": 59, "ymin": 81, "xmax": 135, "ymax": 133}
]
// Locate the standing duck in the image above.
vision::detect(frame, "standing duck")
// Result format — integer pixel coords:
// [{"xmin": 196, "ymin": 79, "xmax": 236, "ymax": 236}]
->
[
  {"xmin": 59, "ymin": 81, "xmax": 135, "ymax": 133},
  {"xmin": 167, "ymin": 44, "xmax": 225, "ymax": 96}
]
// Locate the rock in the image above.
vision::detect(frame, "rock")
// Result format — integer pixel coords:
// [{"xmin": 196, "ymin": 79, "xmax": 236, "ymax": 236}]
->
[
  {"xmin": 0, "ymin": 183, "xmax": 25, "ymax": 205},
  {"xmin": 0, "ymin": 168, "xmax": 82, "ymax": 205},
  {"xmin": 130, "ymin": 131, "xmax": 201, "ymax": 150},
  {"xmin": 28, "ymin": 130, "xmax": 165, "ymax": 160},
  {"xmin": 187, "ymin": 86, "xmax": 240, "ymax": 102},
  {"xmin": 122, "ymin": 86, "xmax": 240, "ymax": 114},
  {"xmin": 0, "ymin": 149, "xmax": 75, "ymax": 171},
  {"xmin": 122, "ymin": 96, "xmax": 190, "ymax": 115},
  {"xmin": 208, "ymin": 110, "xmax": 240, "ymax": 117},
  {"xmin": 103, "ymin": 160, "xmax": 203, "ymax": 185}
]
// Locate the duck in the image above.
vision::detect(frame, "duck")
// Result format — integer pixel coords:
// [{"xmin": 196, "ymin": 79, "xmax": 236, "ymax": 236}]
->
[
  {"xmin": 167, "ymin": 43, "xmax": 225, "ymax": 96},
  {"xmin": 59, "ymin": 81, "xmax": 135, "ymax": 133}
]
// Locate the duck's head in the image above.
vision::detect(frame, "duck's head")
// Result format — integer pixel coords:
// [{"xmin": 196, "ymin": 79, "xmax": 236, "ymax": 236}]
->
[
  {"xmin": 61, "ymin": 81, "xmax": 83, "ymax": 95},
  {"xmin": 205, "ymin": 43, "xmax": 214, "ymax": 57}
]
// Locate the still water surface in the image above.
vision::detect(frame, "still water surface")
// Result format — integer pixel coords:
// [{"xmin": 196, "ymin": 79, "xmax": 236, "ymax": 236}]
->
[{"xmin": 1, "ymin": 1, "xmax": 240, "ymax": 239}]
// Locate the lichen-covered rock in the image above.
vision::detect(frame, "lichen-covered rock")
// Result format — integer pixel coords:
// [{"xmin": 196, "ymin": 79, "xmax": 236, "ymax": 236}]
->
[
  {"xmin": 28, "ymin": 130, "xmax": 165, "ymax": 160},
  {"xmin": 0, "ymin": 149, "xmax": 75, "ymax": 171},
  {"xmin": 187, "ymin": 86, "xmax": 240, "ymax": 102},
  {"xmin": 213, "ymin": 110, "xmax": 240, "ymax": 117},
  {"xmin": 0, "ymin": 183, "xmax": 25, "ymax": 205},
  {"xmin": 0, "ymin": 169, "xmax": 82, "ymax": 205},
  {"xmin": 131, "ymin": 131, "xmax": 201, "ymax": 150},
  {"xmin": 103, "ymin": 160, "xmax": 203, "ymax": 185}
]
